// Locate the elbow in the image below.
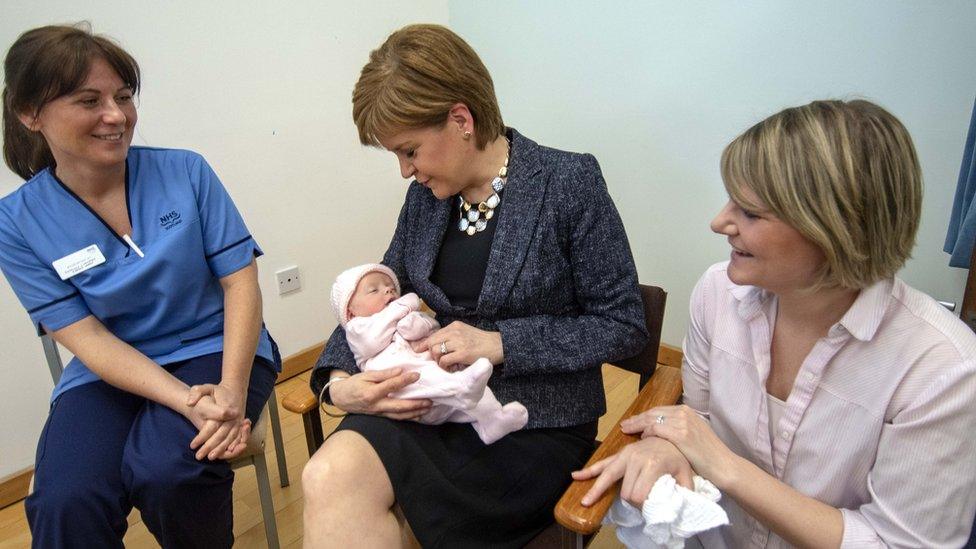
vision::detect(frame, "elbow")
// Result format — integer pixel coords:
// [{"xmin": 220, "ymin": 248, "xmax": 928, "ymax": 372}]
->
[
  {"xmin": 309, "ymin": 367, "xmax": 329, "ymax": 397},
  {"xmin": 623, "ymin": 322, "xmax": 649, "ymax": 358},
  {"xmin": 603, "ymin": 320, "xmax": 647, "ymax": 364}
]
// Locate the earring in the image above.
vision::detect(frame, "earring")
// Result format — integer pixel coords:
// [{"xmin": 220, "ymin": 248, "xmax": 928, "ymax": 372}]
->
[{"xmin": 463, "ymin": 130, "xmax": 472, "ymax": 140}]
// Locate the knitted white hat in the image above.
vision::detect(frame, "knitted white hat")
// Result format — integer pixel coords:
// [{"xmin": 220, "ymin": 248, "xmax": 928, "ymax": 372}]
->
[{"xmin": 331, "ymin": 263, "xmax": 400, "ymax": 327}]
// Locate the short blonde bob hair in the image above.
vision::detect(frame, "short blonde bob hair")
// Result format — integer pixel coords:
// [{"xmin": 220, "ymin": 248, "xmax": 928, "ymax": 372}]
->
[
  {"xmin": 721, "ymin": 100, "xmax": 922, "ymax": 290},
  {"xmin": 352, "ymin": 24, "xmax": 505, "ymax": 149}
]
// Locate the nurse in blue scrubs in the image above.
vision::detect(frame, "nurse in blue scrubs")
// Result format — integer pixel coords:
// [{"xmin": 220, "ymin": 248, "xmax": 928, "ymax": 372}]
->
[{"xmin": 0, "ymin": 25, "xmax": 278, "ymax": 548}]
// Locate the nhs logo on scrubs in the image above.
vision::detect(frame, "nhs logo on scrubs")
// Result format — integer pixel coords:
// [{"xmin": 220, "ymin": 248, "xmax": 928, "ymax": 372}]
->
[{"xmin": 159, "ymin": 210, "xmax": 183, "ymax": 230}]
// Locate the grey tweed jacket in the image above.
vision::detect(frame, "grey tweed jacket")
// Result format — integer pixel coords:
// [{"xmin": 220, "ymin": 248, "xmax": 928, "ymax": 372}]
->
[{"xmin": 312, "ymin": 129, "xmax": 647, "ymax": 429}]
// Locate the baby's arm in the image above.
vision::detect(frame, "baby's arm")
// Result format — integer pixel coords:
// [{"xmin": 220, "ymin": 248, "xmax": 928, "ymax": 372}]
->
[
  {"xmin": 345, "ymin": 315, "xmax": 398, "ymax": 363},
  {"xmin": 345, "ymin": 294, "xmax": 422, "ymax": 363},
  {"xmin": 397, "ymin": 311, "xmax": 440, "ymax": 341},
  {"xmin": 392, "ymin": 293, "xmax": 421, "ymax": 314}
]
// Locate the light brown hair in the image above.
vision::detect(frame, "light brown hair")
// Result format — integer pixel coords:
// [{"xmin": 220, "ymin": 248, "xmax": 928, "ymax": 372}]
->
[
  {"xmin": 721, "ymin": 99, "xmax": 922, "ymax": 290},
  {"xmin": 3, "ymin": 23, "xmax": 140, "ymax": 180},
  {"xmin": 352, "ymin": 24, "xmax": 504, "ymax": 149}
]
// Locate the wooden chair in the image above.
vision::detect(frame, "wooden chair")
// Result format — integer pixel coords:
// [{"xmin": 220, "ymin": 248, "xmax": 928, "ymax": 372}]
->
[
  {"xmin": 35, "ymin": 334, "xmax": 286, "ymax": 549},
  {"xmin": 282, "ymin": 376, "xmax": 327, "ymax": 457},
  {"xmin": 282, "ymin": 284, "xmax": 674, "ymax": 547},
  {"xmin": 546, "ymin": 363, "xmax": 682, "ymax": 547},
  {"xmin": 522, "ymin": 284, "xmax": 679, "ymax": 548},
  {"xmin": 282, "ymin": 286, "xmax": 668, "ymax": 457},
  {"xmin": 281, "ymin": 286, "xmax": 666, "ymax": 453}
]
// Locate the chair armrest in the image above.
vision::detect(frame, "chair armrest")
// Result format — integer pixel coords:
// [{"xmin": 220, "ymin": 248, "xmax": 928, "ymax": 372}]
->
[
  {"xmin": 282, "ymin": 385, "xmax": 328, "ymax": 456},
  {"xmin": 554, "ymin": 365, "xmax": 683, "ymax": 535},
  {"xmin": 282, "ymin": 386, "xmax": 318, "ymax": 415}
]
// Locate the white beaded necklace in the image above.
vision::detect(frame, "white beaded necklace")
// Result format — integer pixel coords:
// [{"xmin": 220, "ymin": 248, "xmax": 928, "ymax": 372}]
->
[{"xmin": 458, "ymin": 146, "xmax": 509, "ymax": 236}]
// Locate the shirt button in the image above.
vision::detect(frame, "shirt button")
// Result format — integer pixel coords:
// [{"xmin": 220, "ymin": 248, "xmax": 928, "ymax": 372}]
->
[
  {"xmin": 780, "ymin": 430, "xmax": 791, "ymax": 440},
  {"xmin": 805, "ymin": 372, "xmax": 816, "ymax": 381}
]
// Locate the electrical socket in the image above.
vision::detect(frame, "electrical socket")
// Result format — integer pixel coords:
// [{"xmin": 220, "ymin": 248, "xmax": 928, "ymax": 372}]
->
[{"xmin": 275, "ymin": 265, "xmax": 301, "ymax": 295}]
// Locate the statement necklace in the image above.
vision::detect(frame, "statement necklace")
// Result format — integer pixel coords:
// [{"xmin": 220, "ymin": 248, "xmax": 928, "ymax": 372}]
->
[{"xmin": 458, "ymin": 155, "xmax": 508, "ymax": 236}]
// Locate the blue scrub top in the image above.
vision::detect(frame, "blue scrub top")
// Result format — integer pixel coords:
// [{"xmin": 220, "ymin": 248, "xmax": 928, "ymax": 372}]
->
[{"xmin": 0, "ymin": 147, "xmax": 276, "ymax": 401}]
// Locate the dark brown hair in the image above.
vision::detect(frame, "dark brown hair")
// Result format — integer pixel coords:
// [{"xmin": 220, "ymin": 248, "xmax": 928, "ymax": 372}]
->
[
  {"xmin": 3, "ymin": 23, "xmax": 140, "ymax": 180},
  {"xmin": 352, "ymin": 24, "xmax": 504, "ymax": 149}
]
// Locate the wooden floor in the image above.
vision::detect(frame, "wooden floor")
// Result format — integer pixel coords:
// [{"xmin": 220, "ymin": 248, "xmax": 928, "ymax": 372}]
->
[{"xmin": 0, "ymin": 365, "xmax": 641, "ymax": 548}]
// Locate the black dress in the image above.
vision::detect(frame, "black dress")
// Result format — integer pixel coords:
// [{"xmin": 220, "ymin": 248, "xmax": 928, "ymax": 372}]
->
[{"xmin": 333, "ymin": 196, "xmax": 597, "ymax": 548}]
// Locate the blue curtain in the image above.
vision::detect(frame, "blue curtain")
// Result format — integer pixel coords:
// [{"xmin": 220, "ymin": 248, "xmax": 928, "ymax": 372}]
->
[{"xmin": 945, "ymin": 97, "xmax": 976, "ymax": 268}]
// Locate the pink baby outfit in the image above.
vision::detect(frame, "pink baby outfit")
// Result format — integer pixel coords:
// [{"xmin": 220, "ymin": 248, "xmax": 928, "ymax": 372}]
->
[{"xmin": 332, "ymin": 264, "xmax": 527, "ymax": 444}]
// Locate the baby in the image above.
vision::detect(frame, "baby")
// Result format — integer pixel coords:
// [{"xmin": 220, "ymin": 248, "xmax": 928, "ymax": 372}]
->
[{"xmin": 331, "ymin": 263, "xmax": 528, "ymax": 444}]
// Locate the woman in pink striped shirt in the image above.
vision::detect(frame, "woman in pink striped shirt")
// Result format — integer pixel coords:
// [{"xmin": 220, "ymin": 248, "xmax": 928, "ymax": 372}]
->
[{"xmin": 576, "ymin": 100, "xmax": 976, "ymax": 547}]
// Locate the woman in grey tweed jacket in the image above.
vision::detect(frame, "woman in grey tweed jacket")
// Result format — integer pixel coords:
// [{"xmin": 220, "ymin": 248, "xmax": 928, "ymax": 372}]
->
[{"xmin": 303, "ymin": 24, "xmax": 646, "ymax": 548}]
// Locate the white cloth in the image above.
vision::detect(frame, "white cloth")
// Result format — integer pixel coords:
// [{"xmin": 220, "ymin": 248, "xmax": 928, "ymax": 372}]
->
[{"xmin": 605, "ymin": 474, "xmax": 729, "ymax": 549}]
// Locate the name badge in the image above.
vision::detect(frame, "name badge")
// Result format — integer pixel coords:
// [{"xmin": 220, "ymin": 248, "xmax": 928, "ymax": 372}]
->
[{"xmin": 52, "ymin": 244, "xmax": 106, "ymax": 280}]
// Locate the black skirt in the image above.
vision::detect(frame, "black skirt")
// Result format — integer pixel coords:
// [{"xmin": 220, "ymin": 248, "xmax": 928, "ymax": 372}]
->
[{"xmin": 333, "ymin": 415, "xmax": 596, "ymax": 549}]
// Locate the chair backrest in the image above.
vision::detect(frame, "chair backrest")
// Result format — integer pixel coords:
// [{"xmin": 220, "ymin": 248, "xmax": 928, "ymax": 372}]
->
[
  {"xmin": 41, "ymin": 334, "xmax": 65, "ymax": 385},
  {"xmin": 613, "ymin": 284, "xmax": 667, "ymax": 389}
]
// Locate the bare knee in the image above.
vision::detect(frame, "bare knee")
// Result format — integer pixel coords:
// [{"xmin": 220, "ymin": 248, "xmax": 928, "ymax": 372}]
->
[
  {"xmin": 301, "ymin": 431, "xmax": 393, "ymax": 511},
  {"xmin": 302, "ymin": 432, "xmax": 404, "ymax": 547}
]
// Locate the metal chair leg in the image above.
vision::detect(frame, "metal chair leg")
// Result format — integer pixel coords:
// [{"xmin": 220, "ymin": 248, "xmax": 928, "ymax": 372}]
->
[
  {"xmin": 267, "ymin": 390, "xmax": 289, "ymax": 487},
  {"xmin": 41, "ymin": 334, "xmax": 64, "ymax": 385},
  {"xmin": 253, "ymin": 451, "xmax": 280, "ymax": 549}
]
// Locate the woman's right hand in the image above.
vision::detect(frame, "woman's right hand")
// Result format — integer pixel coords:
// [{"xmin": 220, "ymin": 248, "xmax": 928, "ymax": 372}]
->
[
  {"xmin": 329, "ymin": 368, "xmax": 432, "ymax": 420},
  {"xmin": 572, "ymin": 436, "xmax": 695, "ymax": 508},
  {"xmin": 181, "ymin": 394, "xmax": 252, "ymax": 460}
]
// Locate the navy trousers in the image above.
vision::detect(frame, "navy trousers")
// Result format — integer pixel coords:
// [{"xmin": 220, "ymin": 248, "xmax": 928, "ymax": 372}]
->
[{"xmin": 25, "ymin": 353, "xmax": 277, "ymax": 549}]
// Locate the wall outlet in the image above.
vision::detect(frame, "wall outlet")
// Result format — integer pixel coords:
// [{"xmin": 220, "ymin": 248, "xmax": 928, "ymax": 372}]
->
[{"xmin": 275, "ymin": 265, "xmax": 301, "ymax": 295}]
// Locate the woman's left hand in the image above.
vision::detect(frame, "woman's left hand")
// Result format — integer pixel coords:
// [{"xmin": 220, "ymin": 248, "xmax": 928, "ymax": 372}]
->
[
  {"xmin": 415, "ymin": 321, "xmax": 504, "ymax": 370},
  {"xmin": 186, "ymin": 382, "xmax": 250, "ymax": 460},
  {"xmin": 621, "ymin": 404, "xmax": 741, "ymax": 487},
  {"xmin": 187, "ymin": 382, "xmax": 247, "ymax": 419}
]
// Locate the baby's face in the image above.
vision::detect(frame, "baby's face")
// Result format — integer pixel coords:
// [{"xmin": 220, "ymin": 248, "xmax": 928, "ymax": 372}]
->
[{"xmin": 348, "ymin": 272, "xmax": 399, "ymax": 318}]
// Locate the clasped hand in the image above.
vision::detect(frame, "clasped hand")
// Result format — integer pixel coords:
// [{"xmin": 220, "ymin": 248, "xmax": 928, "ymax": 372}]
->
[{"xmin": 183, "ymin": 382, "xmax": 250, "ymax": 461}]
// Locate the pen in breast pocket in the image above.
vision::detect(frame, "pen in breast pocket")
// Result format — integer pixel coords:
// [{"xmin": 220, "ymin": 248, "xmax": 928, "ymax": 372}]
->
[{"xmin": 122, "ymin": 234, "xmax": 145, "ymax": 258}]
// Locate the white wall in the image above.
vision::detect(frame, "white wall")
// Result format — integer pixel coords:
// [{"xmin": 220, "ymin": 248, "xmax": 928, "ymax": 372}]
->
[
  {"xmin": 3, "ymin": 1, "xmax": 975, "ymax": 480},
  {"xmin": 450, "ymin": 1, "xmax": 976, "ymax": 346},
  {"xmin": 0, "ymin": 1, "xmax": 448, "ymax": 478}
]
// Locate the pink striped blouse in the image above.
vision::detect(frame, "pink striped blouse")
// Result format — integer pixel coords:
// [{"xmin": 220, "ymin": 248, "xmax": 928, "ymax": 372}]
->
[{"xmin": 687, "ymin": 262, "xmax": 976, "ymax": 548}]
